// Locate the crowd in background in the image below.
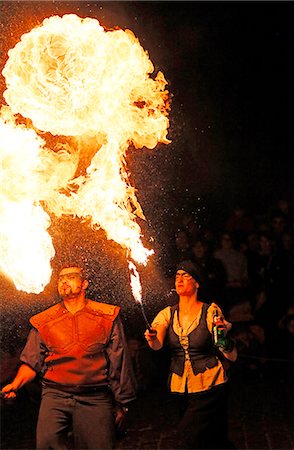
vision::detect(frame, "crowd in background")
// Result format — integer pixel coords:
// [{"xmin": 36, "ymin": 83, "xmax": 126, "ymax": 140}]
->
[{"xmin": 128, "ymin": 198, "xmax": 294, "ymax": 392}]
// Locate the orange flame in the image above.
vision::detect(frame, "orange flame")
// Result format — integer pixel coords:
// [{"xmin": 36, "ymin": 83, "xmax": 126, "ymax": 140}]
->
[
  {"xmin": 128, "ymin": 261, "xmax": 142, "ymax": 303},
  {"xmin": 1, "ymin": 14, "xmax": 171, "ymax": 293}
]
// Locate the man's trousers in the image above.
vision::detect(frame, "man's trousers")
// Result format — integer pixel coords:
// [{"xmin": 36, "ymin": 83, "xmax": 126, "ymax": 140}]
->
[{"xmin": 36, "ymin": 387, "xmax": 116, "ymax": 449}]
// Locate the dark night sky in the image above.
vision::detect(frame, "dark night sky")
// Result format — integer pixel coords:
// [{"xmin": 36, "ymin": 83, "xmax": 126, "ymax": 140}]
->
[{"xmin": 0, "ymin": 1, "xmax": 293, "ymax": 344}]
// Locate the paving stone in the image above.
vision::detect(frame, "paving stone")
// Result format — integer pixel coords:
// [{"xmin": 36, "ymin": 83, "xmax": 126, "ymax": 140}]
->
[{"xmin": 1, "ymin": 362, "xmax": 294, "ymax": 449}]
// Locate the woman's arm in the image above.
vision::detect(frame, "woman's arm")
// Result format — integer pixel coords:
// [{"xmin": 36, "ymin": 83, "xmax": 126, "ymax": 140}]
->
[
  {"xmin": 144, "ymin": 306, "xmax": 171, "ymax": 350},
  {"xmin": 219, "ymin": 340, "xmax": 238, "ymax": 362},
  {"xmin": 144, "ymin": 324, "xmax": 168, "ymax": 350}
]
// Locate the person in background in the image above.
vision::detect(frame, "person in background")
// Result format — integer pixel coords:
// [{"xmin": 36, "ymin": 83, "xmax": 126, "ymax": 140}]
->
[
  {"xmin": 191, "ymin": 238, "xmax": 227, "ymax": 309},
  {"xmin": 270, "ymin": 199, "xmax": 293, "ymax": 233},
  {"xmin": 225, "ymin": 205, "xmax": 254, "ymax": 247},
  {"xmin": 248, "ymin": 232, "xmax": 292, "ymax": 355},
  {"xmin": 2, "ymin": 264, "xmax": 136, "ymax": 450},
  {"xmin": 145, "ymin": 260, "xmax": 237, "ymax": 449},
  {"xmin": 214, "ymin": 232, "xmax": 249, "ymax": 312},
  {"xmin": 269, "ymin": 212, "xmax": 288, "ymax": 249},
  {"xmin": 174, "ymin": 229, "xmax": 193, "ymax": 263}
]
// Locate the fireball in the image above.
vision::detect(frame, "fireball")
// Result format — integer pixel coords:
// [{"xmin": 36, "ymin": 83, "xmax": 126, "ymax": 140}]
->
[{"xmin": 1, "ymin": 14, "xmax": 171, "ymax": 293}]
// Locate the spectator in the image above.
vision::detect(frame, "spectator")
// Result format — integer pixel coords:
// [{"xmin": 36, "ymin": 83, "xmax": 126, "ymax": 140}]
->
[
  {"xmin": 277, "ymin": 305, "xmax": 294, "ymax": 360},
  {"xmin": 246, "ymin": 231, "xmax": 260, "ymax": 255},
  {"xmin": 174, "ymin": 229, "xmax": 193, "ymax": 263},
  {"xmin": 191, "ymin": 238, "xmax": 227, "ymax": 308},
  {"xmin": 248, "ymin": 232, "xmax": 291, "ymax": 355},
  {"xmin": 182, "ymin": 214, "xmax": 201, "ymax": 241},
  {"xmin": 214, "ymin": 232, "xmax": 249, "ymax": 313},
  {"xmin": 268, "ymin": 211, "xmax": 290, "ymax": 250},
  {"xmin": 271, "ymin": 198, "xmax": 293, "ymax": 231},
  {"xmin": 225, "ymin": 206, "xmax": 254, "ymax": 236}
]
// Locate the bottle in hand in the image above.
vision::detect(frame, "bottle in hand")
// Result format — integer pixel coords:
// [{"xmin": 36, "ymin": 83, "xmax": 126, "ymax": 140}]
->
[{"xmin": 212, "ymin": 309, "xmax": 226, "ymax": 348}]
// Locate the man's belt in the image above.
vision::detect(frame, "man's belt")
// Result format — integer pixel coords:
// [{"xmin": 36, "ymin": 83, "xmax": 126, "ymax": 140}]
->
[{"xmin": 42, "ymin": 381, "xmax": 110, "ymax": 395}]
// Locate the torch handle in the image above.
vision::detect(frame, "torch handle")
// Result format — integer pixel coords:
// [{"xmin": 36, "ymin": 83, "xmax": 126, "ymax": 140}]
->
[{"xmin": 139, "ymin": 303, "xmax": 153, "ymax": 331}]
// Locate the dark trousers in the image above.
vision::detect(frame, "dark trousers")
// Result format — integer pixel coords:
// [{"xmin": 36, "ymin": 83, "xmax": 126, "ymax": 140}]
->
[
  {"xmin": 172, "ymin": 383, "xmax": 234, "ymax": 450},
  {"xmin": 36, "ymin": 387, "xmax": 115, "ymax": 450}
]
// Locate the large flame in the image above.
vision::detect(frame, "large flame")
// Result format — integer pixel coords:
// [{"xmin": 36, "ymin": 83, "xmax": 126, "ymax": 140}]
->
[{"xmin": 0, "ymin": 14, "xmax": 171, "ymax": 293}]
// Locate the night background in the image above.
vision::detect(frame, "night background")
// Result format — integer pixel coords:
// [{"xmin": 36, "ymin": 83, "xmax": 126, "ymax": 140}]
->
[
  {"xmin": 0, "ymin": 2, "xmax": 293, "ymax": 448},
  {"xmin": 0, "ymin": 0, "xmax": 292, "ymax": 339}
]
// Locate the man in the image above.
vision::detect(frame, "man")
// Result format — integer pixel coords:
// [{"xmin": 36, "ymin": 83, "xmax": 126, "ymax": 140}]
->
[{"xmin": 2, "ymin": 265, "xmax": 137, "ymax": 449}]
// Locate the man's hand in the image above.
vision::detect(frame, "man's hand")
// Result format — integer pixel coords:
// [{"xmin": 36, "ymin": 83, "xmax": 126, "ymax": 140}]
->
[
  {"xmin": 114, "ymin": 403, "xmax": 128, "ymax": 431},
  {"xmin": 1, "ymin": 384, "xmax": 17, "ymax": 399},
  {"xmin": 1, "ymin": 364, "xmax": 36, "ymax": 399}
]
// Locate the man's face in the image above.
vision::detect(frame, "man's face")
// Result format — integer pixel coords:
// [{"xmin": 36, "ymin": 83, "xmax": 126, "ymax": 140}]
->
[
  {"xmin": 57, "ymin": 267, "xmax": 86, "ymax": 299},
  {"xmin": 175, "ymin": 270, "xmax": 198, "ymax": 296}
]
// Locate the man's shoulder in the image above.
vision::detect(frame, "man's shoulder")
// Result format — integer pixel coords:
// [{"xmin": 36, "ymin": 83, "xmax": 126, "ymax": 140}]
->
[
  {"xmin": 29, "ymin": 303, "xmax": 64, "ymax": 329},
  {"xmin": 86, "ymin": 299, "xmax": 120, "ymax": 320}
]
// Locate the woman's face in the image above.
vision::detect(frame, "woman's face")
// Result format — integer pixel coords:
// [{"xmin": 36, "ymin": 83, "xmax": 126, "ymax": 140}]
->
[{"xmin": 175, "ymin": 270, "xmax": 198, "ymax": 296}]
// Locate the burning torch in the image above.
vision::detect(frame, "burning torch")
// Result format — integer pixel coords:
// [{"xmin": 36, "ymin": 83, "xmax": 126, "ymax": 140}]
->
[{"xmin": 128, "ymin": 261, "xmax": 154, "ymax": 332}]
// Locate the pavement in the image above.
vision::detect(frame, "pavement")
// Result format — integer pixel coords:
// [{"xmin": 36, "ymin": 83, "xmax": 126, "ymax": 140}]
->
[
  {"xmin": 116, "ymin": 359, "xmax": 294, "ymax": 450},
  {"xmin": 1, "ymin": 359, "xmax": 294, "ymax": 450}
]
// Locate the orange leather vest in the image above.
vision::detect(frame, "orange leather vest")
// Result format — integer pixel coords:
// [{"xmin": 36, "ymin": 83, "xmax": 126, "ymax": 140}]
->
[{"xmin": 30, "ymin": 300, "xmax": 120, "ymax": 386}]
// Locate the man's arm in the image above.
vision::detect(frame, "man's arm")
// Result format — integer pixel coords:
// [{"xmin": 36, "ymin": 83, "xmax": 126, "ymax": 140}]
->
[
  {"xmin": 1, "ymin": 364, "xmax": 37, "ymax": 398},
  {"xmin": 106, "ymin": 317, "xmax": 137, "ymax": 406},
  {"xmin": 106, "ymin": 317, "xmax": 137, "ymax": 430},
  {"xmin": 2, "ymin": 327, "xmax": 47, "ymax": 399}
]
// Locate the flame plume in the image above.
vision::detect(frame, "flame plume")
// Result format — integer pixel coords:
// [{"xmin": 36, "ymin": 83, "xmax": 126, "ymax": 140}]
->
[{"xmin": 1, "ymin": 14, "xmax": 171, "ymax": 293}]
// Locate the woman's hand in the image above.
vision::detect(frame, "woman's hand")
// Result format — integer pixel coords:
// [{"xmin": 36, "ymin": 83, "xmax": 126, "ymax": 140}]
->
[
  {"xmin": 144, "ymin": 323, "xmax": 168, "ymax": 350},
  {"xmin": 144, "ymin": 328, "xmax": 157, "ymax": 343},
  {"xmin": 223, "ymin": 319, "xmax": 232, "ymax": 335}
]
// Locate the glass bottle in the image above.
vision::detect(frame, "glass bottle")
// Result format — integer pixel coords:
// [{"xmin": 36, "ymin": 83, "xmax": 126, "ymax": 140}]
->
[{"xmin": 212, "ymin": 308, "xmax": 226, "ymax": 348}]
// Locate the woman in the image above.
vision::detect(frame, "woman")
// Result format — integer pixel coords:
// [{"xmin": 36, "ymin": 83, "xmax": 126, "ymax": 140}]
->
[{"xmin": 145, "ymin": 260, "xmax": 237, "ymax": 449}]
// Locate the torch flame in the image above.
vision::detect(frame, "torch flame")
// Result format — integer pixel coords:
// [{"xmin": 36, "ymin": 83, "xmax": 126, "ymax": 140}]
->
[
  {"xmin": 128, "ymin": 261, "xmax": 142, "ymax": 304},
  {"xmin": 0, "ymin": 14, "xmax": 171, "ymax": 293}
]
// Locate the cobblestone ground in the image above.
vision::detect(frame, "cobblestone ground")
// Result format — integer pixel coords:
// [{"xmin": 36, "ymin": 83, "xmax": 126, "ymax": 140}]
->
[{"xmin": 1, "ymin": 361, "xmax": 294, "ymax": 450}]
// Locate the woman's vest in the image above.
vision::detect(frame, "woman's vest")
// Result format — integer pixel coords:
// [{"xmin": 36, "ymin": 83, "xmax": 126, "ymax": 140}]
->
[
  {"xmin": 167, "ymin": 303, "xmax": 217, "ymax": 376},
  {"xmin": 30, "ymin": 300, "xmax": 120, "ymax": 386}
]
